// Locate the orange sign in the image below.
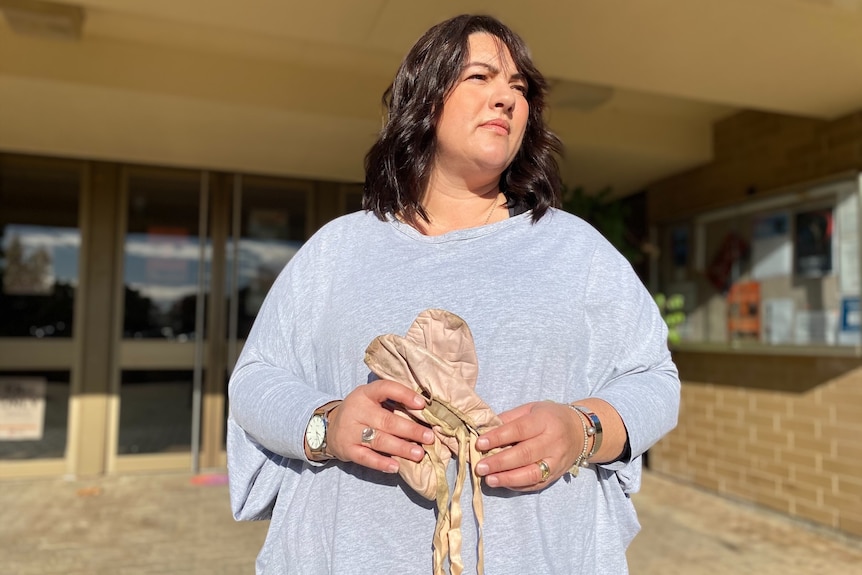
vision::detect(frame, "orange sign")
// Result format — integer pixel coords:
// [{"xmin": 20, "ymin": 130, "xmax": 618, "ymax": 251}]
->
[{"xmin": 727, "ymin": 281, "xmax": 760, "ymax": 340}]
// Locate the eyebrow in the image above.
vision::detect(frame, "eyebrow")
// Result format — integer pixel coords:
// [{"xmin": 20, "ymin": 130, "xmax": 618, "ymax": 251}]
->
[{"xmin": 462, "ymin": 61, "xmax": 526, "ymax": 83}]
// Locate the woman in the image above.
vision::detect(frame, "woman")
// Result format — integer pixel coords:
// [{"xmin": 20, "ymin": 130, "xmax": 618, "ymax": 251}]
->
[{"xmin": 228, "ymin": 14, "xmax": 679, "ymax": 575}]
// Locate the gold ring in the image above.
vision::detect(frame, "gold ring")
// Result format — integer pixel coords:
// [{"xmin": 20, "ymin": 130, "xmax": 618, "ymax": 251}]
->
[
  {"xmin": 361, "ymin": 427, "xmax": 376, "ymax": 444},
  {"xmin": 537, "ymin": 459, "xmax": 551, "ymax": 482}
]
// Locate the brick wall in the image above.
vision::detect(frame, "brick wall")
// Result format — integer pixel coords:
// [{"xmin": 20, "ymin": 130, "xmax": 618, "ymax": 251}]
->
[
  {"xmin": 647, "ymin": 110, "xmax": 862, "ymax": 224},
  {"xmin": 650, "ymin": 352, "xmax": 862, "ymax": 535},
  {"xmin": 649, "ymin": 351, "xmax": 862, "ymax": 536},
  {"xmin": 646, "ymin": 110, "xmax": 862, "ymax": 537}
]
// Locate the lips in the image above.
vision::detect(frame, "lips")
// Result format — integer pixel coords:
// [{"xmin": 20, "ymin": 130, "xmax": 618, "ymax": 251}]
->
[{"xmin": 480, "ymin": 119, "xmax": 510, "ymax": 134}]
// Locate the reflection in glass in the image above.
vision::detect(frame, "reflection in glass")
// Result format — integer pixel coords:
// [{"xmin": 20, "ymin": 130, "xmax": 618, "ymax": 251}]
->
[
  {"xmin": 0, "ymin": 371, "xmax": 69, "ymax": 460},
  {"xmin": 235, "ymin": 237, "xmax": 301, "ymax": 337},
  {"xmin": 657, "ymin": 189, "xmax": 856, "ymax": 347},
  {"xmin": 0, "ymin": 163, "xmax": 80, "ymax": 338},
  {"xmin": 118, "ymin": 370, "xmax": 192, "ymax": 454},
  {"xmin": 123, "ymin": 173, "xmax": 207, "ymax": 339},
  {"xmin": 235, "ymin": 181, "xmax": 307, "ymax": 338}
]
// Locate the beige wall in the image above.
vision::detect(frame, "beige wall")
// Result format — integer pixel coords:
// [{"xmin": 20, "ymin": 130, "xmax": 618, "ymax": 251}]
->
[
  {"xmin": 646, "ymin": 110, "xmax": 862, "ymax": 537},
  {"xmin": 648, "ymin": 351, "xmax": 862, "ymax": 537},
  {"xmin": 648, "ymin": 110, "xmax": 862, "ymax": 224}
]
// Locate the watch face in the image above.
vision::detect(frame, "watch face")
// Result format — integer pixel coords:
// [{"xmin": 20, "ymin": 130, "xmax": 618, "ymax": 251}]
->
[{"xmin": 305, "ymin": 414, "xmax": 326, "ymax": 451}]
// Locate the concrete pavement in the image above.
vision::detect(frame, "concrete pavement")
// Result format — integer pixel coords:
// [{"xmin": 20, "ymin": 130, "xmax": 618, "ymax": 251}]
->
[{"xmin": 1, "ymin": 470, "xmax": 860, "ymax": 574}]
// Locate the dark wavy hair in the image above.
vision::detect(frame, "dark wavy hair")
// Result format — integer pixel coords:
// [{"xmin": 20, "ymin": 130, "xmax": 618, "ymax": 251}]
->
[{"xmin": 363, "ymin": 14, "xmax": 563, "ymax": 225}]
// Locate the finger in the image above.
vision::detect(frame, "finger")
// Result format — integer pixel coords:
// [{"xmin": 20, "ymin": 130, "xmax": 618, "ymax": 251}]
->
[
  {"xmin": 496, "ymin": 403, "xmax": 534, "ymax": 424},
  {"xmin": 348, "ymin": 443, "xmax": 400, "ymax": 474},
  {"xmin": 483, "ymin": 460, "xmax": 555, "ymax": 491},
  {"xmin": 475, "ymin": 412, "xmax": 541, "ymax": 451},
  {"xmin": 365, "ymin": 379, "xmax": 427, "ymax": 410},
  {"xmin": 376, "ymin": 409, "xmax": 435, "ymax": 445},
  {"xmin": 476, "ymin": 438, "xmax": 540, "ymax": 476},
  {"xmin": 359, "ymin": 427, "xmax": 427, "ymax": 463}
]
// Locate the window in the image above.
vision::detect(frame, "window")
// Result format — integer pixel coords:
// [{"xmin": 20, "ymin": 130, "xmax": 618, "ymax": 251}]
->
[
  {"xmin": 657, "ymin": 178, "xmax": 861, "ymax": 348},
  {"xmin": 0, "ymin": 159, "xmax": 80, "ymax": 338}
]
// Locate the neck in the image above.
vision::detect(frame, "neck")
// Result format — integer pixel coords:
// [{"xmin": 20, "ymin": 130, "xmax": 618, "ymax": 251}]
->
[{"xmin": 415, "ymin": 187, "xmax": 505, "ymax": 236}]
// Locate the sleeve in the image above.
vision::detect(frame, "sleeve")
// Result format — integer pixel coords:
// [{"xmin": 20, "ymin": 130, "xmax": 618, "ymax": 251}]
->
[
  {"xmin": 582, "ymin": 239, "xmax": 681, "ymax": 474},
  {"xmin": 226, "ymin": 250, "xmax": 339, "ymax": 521}
]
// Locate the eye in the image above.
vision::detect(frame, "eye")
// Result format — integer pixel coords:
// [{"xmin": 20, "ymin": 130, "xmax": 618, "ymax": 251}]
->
[
  {"xmin": 512, "ymin": 84, "xmax": 528, "ymax": 96},
  {"xmin": 467, "ymin": 73, "xmax": 488, "ymax": 81}
]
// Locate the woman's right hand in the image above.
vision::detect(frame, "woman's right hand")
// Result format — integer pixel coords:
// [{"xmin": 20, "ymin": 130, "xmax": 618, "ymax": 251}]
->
[{"xmin": 325, "ymin": 380, "xmax": 435, "ymax": 473}]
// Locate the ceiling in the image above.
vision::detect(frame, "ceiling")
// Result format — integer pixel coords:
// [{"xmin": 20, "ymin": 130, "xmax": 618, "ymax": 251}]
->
[{"xmin": 1, "ymin": 0, "xmax": 862, "ymax": 198}]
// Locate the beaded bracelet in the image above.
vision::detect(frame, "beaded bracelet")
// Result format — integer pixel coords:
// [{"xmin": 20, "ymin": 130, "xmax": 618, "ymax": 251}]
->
[
  {"xmin": 572, "ymin": 405, "xmax": 603, "ymax": 460},
  {"xmin": 566, "ymin": 404, "xmax": 591, "ymax": 477},
  {"xmin": 563, "ymin": 404, "xmax": 603, "ymax": 477}
]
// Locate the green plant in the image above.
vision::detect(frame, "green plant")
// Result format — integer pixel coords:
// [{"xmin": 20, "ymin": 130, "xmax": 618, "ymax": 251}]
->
[
  {"xmin": 562, "ymin": 185, "xmax": 683, "ymax": 342},
  {"xmin": 560, "ymin": 185, "xmax": 640, "ymax": 264},
  {"xmin": 654, "ymin": 293, "xmax": 686, "ymax": 345}
]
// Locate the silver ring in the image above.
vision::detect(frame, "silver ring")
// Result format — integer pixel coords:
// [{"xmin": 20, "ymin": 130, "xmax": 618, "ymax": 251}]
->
[
  {"xmin": 537, "ymin": 459, "xmax": 551, "ymax": 483},
  {"xmin": 361, "ymin": 427, "xmax": 376, "ymax": 444}
]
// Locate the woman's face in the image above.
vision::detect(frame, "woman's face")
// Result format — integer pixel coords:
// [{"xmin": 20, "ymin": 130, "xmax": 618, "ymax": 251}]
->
[{"xmin": 432, "ymin": 33, "xmax": 529, "ymax": 186}]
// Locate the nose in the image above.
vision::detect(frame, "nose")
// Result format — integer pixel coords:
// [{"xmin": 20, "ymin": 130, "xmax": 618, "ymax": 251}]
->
[{"xmin": 491, "ymin": 80, "xmax": 516, "ymax": 112}]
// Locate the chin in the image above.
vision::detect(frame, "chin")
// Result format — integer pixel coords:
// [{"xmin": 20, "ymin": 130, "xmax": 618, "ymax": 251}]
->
[
  {"xmin": 478, "ymin": 157, "xmax": 517, "ymax": 174},
  {"xmin": 472, "ymin": 149, "xmax": 516, "ymax": 170}
]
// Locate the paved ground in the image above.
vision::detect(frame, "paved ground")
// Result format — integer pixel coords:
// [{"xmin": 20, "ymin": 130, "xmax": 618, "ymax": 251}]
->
[
  {"xmin": 627, "ymin": 472, "xmax": 862, "ymax": 574},
  {"xmin": 1, "ymin": 470, "xmax": 860, "ymax": 574}
]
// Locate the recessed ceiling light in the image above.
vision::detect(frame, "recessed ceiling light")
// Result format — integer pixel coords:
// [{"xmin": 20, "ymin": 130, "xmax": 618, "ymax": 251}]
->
[{"xmin": 0, "ymin": 0, "xmax": 85, "ymax": 41}]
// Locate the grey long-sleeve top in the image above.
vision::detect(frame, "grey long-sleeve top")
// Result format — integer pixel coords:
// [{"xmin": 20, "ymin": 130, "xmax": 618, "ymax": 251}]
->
[{"xmin": 227, "ymin": 209, "xmax": 680, "ymax": 575}]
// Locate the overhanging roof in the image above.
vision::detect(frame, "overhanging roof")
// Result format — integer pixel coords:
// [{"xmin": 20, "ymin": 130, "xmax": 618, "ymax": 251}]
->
[{"xmin": 1, "ymin": 0, "xmax": 860, "ymax": 197}]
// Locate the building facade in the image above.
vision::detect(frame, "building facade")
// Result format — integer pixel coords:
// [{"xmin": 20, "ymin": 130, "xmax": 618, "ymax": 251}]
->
[
  {"xmin": 2, "ymin": 1, "xmax": 862, "ymax": 543},
  {"xmin": 3, "ymin": 111, "xmax": 862, "ymax": 542},
  {"xmin": 646, "ymin": 110, "xmax": 862, "ymax": 538},
  {"xmin": 0, "ymin": 152, "xmax": 361, "ymax": 478}
]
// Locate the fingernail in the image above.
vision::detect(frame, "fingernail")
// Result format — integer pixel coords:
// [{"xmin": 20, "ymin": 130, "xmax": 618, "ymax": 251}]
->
[
  {"xmin": 422, "ymin": 430, "xmax": 434, "ymax": 443},
  {"xmin": 485, "ymin": 475, "xmax": 499, "ymax": 487},
  {"xmin": 413, "ymin": 395, "xmax": 426, "ymax": 408},
  {"xmin": 386, "ymin": 462, "xmax": 399, "ymax": 474},
  {"xmin": 411, "ymin": 446, "xmax": 425, "ymax": 459},
  {"xmin": 475, "ymin": 462, "xmax": 489, "ymax": 476},
  {"xmin": 476, "ymin": 438, "xmax": 489, "ymax": 450}
]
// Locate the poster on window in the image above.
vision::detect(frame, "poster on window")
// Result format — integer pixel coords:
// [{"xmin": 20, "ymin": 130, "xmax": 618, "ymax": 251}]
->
[
  {"xmin": 727, "ymin": 281, "xmax": 760, "ymax": 341},
  {"xmin": 707, "ymin": 233, "xmax": 749, "ymax": 293},
  {"xmin": 795, "ymin": 209, "xmax": 833, "ymax": 278},
  {"xmin": 752, "ymin": 212, "xmax": 792, "ymax": 280},
  {"xmin": 794, "ymin": 310, "xmax": 837, "ymax": 345},
  {"xmin": 0, "ymin": 377, "xmax": 46, "ymax": 440},
  {"xmin": 671, "ymin": 227, "xmax": 689, "ymax": 268},
  {"xmin": 837, "ymin": 192, "xmax": 860, "ymax": 294},
  {"xmin": 839, "ymin": 296, "xmax": 861, "ymax": 345},
  {"xmin": 763, "ymin": 298, "xmax": 794, "ymax": 345}
]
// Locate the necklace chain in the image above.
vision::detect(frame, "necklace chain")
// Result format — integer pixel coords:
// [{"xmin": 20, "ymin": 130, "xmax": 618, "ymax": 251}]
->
[
  {"xmin": 410, "ymin": 192, "xmax": 501, "ymax": 232},
  {"xmin": 482, "ymin": 193, "xmax": 500, "ymax": 226}
]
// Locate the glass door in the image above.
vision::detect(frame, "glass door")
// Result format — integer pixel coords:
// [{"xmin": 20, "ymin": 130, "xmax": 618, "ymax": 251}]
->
[
  {"xmin": 112, "ymin": 169, "xmax": 315, "ymax": 472},
  {"xmin": 229, "ymin": 175, "xmax": 312, "ymax": 354},
  {"xmin": 0, "ymin": 155, "xmax": 82, "ymax": 478},
  {"xmin": 112, "ymin": 168, "xmax": 209, "ymax": 472},
  {"xmin": 223, "ymin": 175, "xmax": 313, "ymax": 451}
]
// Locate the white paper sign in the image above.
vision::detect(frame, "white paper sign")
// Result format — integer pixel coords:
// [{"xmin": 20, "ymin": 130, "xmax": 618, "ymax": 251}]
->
[
  {"xmin": 752, "ymin": 212, "xmax": 792, "ymax": 280},
  {"xmin": 837, "ymin": 191, "xmax": 860, "ymax": 295},
  {"xmin": 763, "ymin": 298, "xmax": 794, "ymax": 345},
  {"xmin": 794, "ymin": 310, "xmax": 838, "ymax": 345},
  {"xmin": 0, "ymin": 378, "xmax": 47, "ymax": 440}
]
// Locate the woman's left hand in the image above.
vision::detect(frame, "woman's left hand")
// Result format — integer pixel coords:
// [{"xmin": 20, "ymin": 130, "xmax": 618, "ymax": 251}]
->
[{"xmin": 474, "ymin": 400, "xmax": 583, "ymax": 491}]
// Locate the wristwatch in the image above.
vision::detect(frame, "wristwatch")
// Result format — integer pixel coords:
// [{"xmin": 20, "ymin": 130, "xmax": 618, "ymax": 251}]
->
[{"xmin": 305, "ymin": 402, "xmax": 340, "ymax": 461}]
